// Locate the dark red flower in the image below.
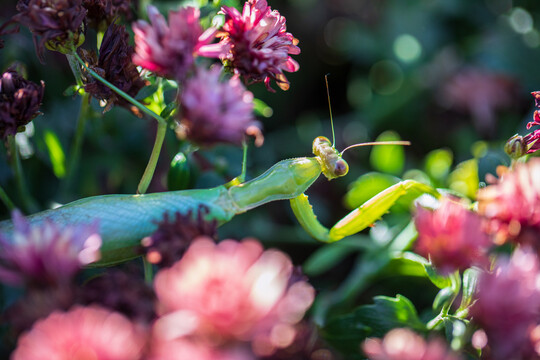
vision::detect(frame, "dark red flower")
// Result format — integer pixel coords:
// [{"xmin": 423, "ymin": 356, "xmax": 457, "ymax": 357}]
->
[
  {"xmin": 0, "ymin": 19, "xmax": 20, "ymax": 49},
  {"xmin": 132, "ymin": 5, "xmax": 221, "ymax": 80},
  {"xmin": 83, "ymin": 0, "xmax": 134, "ymax": 30},
  {"xmin": 0, "ymin": 66, "xmax": 44, "ymax": 140},
  {"xmin": 14, "ymin": 0, "xmax": 87, "ymax": 60},
  {"xmin": 179, "ymin": 66, "xmax": 261, "ymax": 147},
  {"xmin": 80, "ymin": 23, "xmax": 146, "ymax": 114},
  {"xmin": 217, "ymin": 0, "xmax": 300, "ymax": 91}
]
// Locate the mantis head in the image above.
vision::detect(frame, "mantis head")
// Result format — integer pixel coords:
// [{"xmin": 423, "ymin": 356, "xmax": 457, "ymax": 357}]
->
[{"xmin": 312, "ymin": 136, "xmax": 349, "ymax": 180}]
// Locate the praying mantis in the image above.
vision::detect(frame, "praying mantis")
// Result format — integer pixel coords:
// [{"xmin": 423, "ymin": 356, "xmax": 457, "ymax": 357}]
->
[{"xmin": 0, "ymin": 133, "xmax": 439, "ymax": 266}]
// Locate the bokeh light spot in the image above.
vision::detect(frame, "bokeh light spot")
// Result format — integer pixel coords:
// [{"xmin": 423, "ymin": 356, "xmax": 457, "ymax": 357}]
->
[
  {"xmin": 369, "ymin": 60, "xmax": 403, "ymax": 95},
  {"xmin": 393, "ymin": 34, "xmax": 422, "ymax": 63},
  {"xmin": 509, "ymin": 7, "xmax": 533, "ymax": 34},
  {"xmin": 347, "ymin": 77, "xmax": 372, "ymax": 108}
]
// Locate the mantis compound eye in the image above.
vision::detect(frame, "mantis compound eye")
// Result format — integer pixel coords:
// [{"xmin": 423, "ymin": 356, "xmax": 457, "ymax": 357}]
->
[{"xmin": 333, "ymin": 158, "xmax": 349, "ymax": 177}]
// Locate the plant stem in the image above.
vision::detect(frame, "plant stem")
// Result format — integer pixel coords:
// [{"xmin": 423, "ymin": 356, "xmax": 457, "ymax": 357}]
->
[
  {"xmin": 143, "ymin": 257, "xmax": 153, "ymax": 284},
  {"xmin": 137, "ymin": 121, "xmax": 167, "ymax": 194},
  {"xmin": 0, "ymin": 184, "xmax": 15, "ymax": 211},
  {"xmin": 62, "ymin": 93, "xmax": 90, "ymax": 196},
  {"xmin": 72, "ymin": 52, "xmax": 165, "ymax": 125},
  {"xmin": 66, "ymin": 53, "xmax": 84, "ymax": 87},
  {"xmin": 8, "ymin": 136, "xmax": 38, "ymax": 213}
]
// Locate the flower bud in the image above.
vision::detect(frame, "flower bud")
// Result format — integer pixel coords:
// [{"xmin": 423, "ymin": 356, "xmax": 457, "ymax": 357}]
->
[{"xmin": 504, "ymin": 134, "xmax": 527, "ymax": 159}]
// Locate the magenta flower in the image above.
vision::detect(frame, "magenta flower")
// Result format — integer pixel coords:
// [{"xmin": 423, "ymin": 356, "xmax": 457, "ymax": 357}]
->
[
  {"xmin": 12, "ymin": 306, "xmax": 146, "ymax": 360},
  {"xmin": 179, "ymin": 66, "xmax": 261, "ymax": 147},
  {"xmin": 477, "ymin": 159, "xmax": 540, "ymax": 249},
  {"xmin": 0, "ymin": 210, "xmax": 101, "ymax": 287},
  {"xmin": 362, "ymin": 328, "xmax": 462, "ymax": 360},
  {"xmin": 153, "ymin": 237, "xmax": 315, "ymax": 356},
  {"xmin": 132, "ymin": 5, "xmax": 221, "ymax": 79},
  {"xmin": 470, "ymin": 247, "xmax": 540, "ymax": 359},
  {"xmin": 218, "ymin": 0, "xmax": 300, "ymax": 91},
  {"xmin": 414, "ymin": 197, "xmax": 491, "ymax": 274}
]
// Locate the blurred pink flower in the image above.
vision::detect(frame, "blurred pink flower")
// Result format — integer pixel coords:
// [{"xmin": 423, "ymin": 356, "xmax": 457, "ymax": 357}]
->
[
  {"xmin": 362, "ymin": 328, "xmax": 462, "ymax": 360},
  {"xmin": 218, "ymin": 0, "xmax": 300, "ymax": 91},
  {"xmin": 12, "ymin": 306, "xmax": 146, "ymax": 360},
  {"xmin": 414, "ymin": 197, "xmax": 491, "ymax": 274},
  {"xmin": 470, "ymin": 247, "xmax": 540, "ymax": 359},
  {"xmin": 477, "ymin": 159, "xmax": 540, "ymax": 249},
  {"xmin": 147, "ymin": 337, "xmax": 254, "ymax": 360},
  {"xmin": 153, "ymin": 237, "xmax": 315, "ymax": 356},
  {"xmin": 132, "ymin": 5, "xmax": 222, "ymax": 79},
  {"xmin": 0, "ymin": 210, "xmax": 101, "ymax": 287},
  {"xmin": 179, "ymin": 66, "xmax": 262, "ymax": 147}
]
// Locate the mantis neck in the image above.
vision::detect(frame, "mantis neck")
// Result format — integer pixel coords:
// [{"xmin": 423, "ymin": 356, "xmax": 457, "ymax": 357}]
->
[{"xmin": 229, "ymin": 157, "xmax": 322, "ymax": 212}]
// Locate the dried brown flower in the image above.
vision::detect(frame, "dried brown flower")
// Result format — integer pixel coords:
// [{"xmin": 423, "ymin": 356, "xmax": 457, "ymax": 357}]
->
[
  {"xmin": 83, "ymin": 0, "xmax": 133, "ymax": 30},
  {"xmin": 80, "ymin": 23, "xmax": 146, "ymax": 114},
  {"xmin": 14, "ymin": 0, "xmax": 87, "ymax": 60},
  {"xmin": 0, "ymin": 67, "xmax": 44, "ymax": 140}
]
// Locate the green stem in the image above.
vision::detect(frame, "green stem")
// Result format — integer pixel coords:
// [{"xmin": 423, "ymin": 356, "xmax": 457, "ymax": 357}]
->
[
  {"xmin": 66, "ymin": 54, "xmax": 84, "ymax": 87},
  {"xmin": 0, "ymin": 184, "xmax": 15, "ymax": 211},
  {"xmin": 8, "ymin": 136, "xmax": 38, "ymax": 213},
  {"xmin": 62, "ymin": 93, "xmax": 90, "ymax": 196},
  {"xmin": 137, "ymin": 121, "xmax": 167, "ymax": 194},
  {"xmin": 143, "ymin": 257, "xmax": 153, "ymax": 284},
  {"xmin": 72, "ymin": 52, "xmax": 165, "ymax": 125}
]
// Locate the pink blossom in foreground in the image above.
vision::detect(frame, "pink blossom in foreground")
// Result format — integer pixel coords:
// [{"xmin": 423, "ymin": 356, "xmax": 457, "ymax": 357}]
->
[
  {"xmin": 12, "ymin": 306, "xmax": 146, "ymax": 360},
  {"xmin": 147, "ymin": 337, "xmax": 254, "ymax": 360},
  {"xmin": 132, "ymin": 5, "xmax": 222, "ymax": 79},
  {"xmin": 153, "ymin": 237, "xmax": 315, "ymax": 356},
  {"xmin": 0, "ymin": 211, "xmax": 101, "ymax": 287},
  {"xmin": 218, "ymin": 0, "xmax": 300, "ymax": 91},
  {"xmin": 414, "ymin": 197, "xmax": 491, "ymax": 274},
  {"xmin": 477, "ymin": 159, "xmax": 540, "ymax": 249},
  {"xmin": 362, "ymin": 328, "xmax": 462, "ymax": 360},
  {"xmin": 179, "ymin": 66, "xmax": 262, "ymax": 147},
  {"xmin": 470, "ymin": 247, "xmax": 540, "ymax": 359}
]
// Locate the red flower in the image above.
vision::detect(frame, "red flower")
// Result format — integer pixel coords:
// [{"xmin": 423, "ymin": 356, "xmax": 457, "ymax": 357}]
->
[
  {"xmin": 12, "ymin": 306, "xmax": 146, "ymax": 360},
  {"xmin": 414, "ymin": 197, "xmax": 491, "ymax": 274},
  {"xmin": 477, "ymin": 159, "xmax": 540, "ymax": 248},
  {"xmin": 132, "ymin": 5, "xmax": 221, "ymax": 80},
  {"xmin": 218, "ymin": 0, "xmax": 300, "ymax": 91},
  {"xmin": 470, "ymin": 247, "xmax": 540, "ymax": 359},
  {"xmin": 362, "ymin": 328, "xmax": 462, "ymax": 360},
  {"xmin": 153, "ymin": 237, "xmax": 315, "ymax": 356},
  {"xmin": 179, "ymin": 66, "xmax": 261, "ymax": 147}
]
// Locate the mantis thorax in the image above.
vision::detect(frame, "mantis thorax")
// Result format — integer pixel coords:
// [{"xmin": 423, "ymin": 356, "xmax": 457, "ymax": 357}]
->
[{"xmin": 312, "ymin": 136, "xmax": 349, "ymax": 180}]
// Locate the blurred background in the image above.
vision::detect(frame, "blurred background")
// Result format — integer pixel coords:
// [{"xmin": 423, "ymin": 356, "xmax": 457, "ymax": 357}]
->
[{"xmin": 1, "ymin": 0, "xmax": 540, "ymax": 323}]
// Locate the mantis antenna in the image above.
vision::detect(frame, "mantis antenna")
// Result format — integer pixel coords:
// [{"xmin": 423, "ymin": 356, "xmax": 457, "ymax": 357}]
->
[
  {"xmin": 340, "ymin": 141, "xmax": 411, "ymax": 156},
  {"xmin": 325, "ymin": 74, "xmax": 336, "ymax": 147}
]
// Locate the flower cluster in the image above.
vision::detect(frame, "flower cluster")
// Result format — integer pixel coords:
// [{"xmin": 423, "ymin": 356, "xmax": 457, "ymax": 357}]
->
[
  {"xmin": 0, "ymin": 66, "xmax": 44, "ymax": 140},
  {"xmin": 413, "ymin": 197, "xmax": 491, "ymax": 274}
]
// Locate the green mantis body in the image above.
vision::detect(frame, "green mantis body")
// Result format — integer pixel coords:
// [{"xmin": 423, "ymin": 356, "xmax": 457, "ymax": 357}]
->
[{"xmin": 0, "ymin": 136, "xmax": 437, "ymax": 266}]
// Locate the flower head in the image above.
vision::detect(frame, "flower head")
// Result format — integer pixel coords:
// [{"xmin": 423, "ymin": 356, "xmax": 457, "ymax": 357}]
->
[
  {"xmin": 218, "ymin": 0, "xmax": 300, "ymax": 91},
  {"xmin": 470, "ymin": 247, "xmax": 540, "ymax": 359},
  {"xmin": 477, "ymin": 159, "xmax": 540, "ymax": 248},
  {"xmin": 147, "ymin": 337, "xmax": 254, "ymax": 360},
  {"xmin": 362, "ymin": 328, "xmax": 462, "ymax": 360},
  {"xmin": 179, "ymin": 66, "xmax": 261, "ymax": 147},
  {"xmin": 80, "ymin": 23, "xmax": 146, "ymax": 114},
  {"xmin": 0, "ymin": 66, "xmax": 44, "ymax": 140},
  {"xmin": 141, "ymin": 205, "xmax": 218, "ymax": 268},
  {"xmin": 12, "ymin": 306, "xmax": 146, "ymax": 360},
  {"xmin": 0, "ymin": 210, "xmax": 101, "ymax": 287},
  {"xmin": 83, "ymin": 0, "xmax": 134, "ymax": 30},
  {"xmin": 14, "ymin": 0, "xmax": 87, "ymax": 60},
  {"xmin": 414, "ymin": 197, "xmax": 491, "ymax": 274},
  {"xmin": 132, "ymin": 5, "xmax": 221, "ymax": 79},
  {"xmin": 153, "ymin": 237, "xmax": 315, "ymax": 356}
]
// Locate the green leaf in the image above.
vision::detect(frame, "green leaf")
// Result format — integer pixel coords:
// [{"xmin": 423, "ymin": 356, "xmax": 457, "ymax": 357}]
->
[
  {"xmin": 253, "ymin": 98, "xmax": 273, "ymax": 118},
  {"xmin": 43, "ymin": 130, "xmax": 66, "ymax": 178},
  {"xmin": 303, "ymin": 237, "xmax": 369, "ymax": 277},
  {"xmin": 433, "ymin": 287, "xmax": 454, "ymax": 311},
  {"xmin": 135, "ymin": 84, "xmax": 159, "ymax": 101},
  {"xmin": 459, "ymin": 267, "xmax": 481, "ymax": 310},
  {"xmin": 369, "ymin": 131, "xmax": 405, "ymax": 175},
  {"xmin": 343, "ymin": 172, "xmax": 400, "ymax": 210},
  {"xmin": 424, "ymin": 148, "xmax": 453, "ymax": 183},
  {"xmin": 168, "ymin": 152, "xmax": 193, "ymax": 191},
  {"xmin": 448, "ymin": 158, "xmax": 479, "ymax": 199},
  {"xmin": 423, "ymin": 263, "xmax": 453, "ymax": 289},
  {"xmin": 322, "ymin": 295, "xmax": 424, "ymax": 354}
]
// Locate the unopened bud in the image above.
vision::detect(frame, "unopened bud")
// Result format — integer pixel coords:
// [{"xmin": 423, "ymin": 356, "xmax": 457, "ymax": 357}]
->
[{"xmin": 504, "ymin": 134, "xmax": 527, "ymax": 159}]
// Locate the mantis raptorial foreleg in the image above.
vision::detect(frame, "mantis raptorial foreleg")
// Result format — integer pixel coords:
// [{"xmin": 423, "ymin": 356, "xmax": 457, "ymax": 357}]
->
[{"xmin": 290, "ymin": 180, "xmax": 439, "ymax": 243}]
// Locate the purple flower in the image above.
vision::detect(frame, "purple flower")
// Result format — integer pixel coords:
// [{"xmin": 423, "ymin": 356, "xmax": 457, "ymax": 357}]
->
[
  {"xmin": 0, "ymin": 66, "xmax": 44, "ymax": 140},
  {"xmin": 0, "ymin": 211, "xmax": 101, "ymax": 287},
  {"xmin": 218, "ymin": 0, "xmax": 300, "ymax": 91},
  {"xmin": 14, "ymin": 0, "xmax": 87, "ymax": 60},
  {"xmin": 179, "ymin": 66, "xmax": 262, "ymax": 147},
  {"xmin": 80, "ymin": 23, "xmax": 146, "ymax": 114},
  {"xmin": 132, "ymin": 5, "xmax": 222, "ymax": 80},
  {"xmin": 470, "ymin": 247, "xmax": 540, "ymax": 359},
  {"xmin": 414, "ymin": 197, "xmax": 491, "ymax": 275}
]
